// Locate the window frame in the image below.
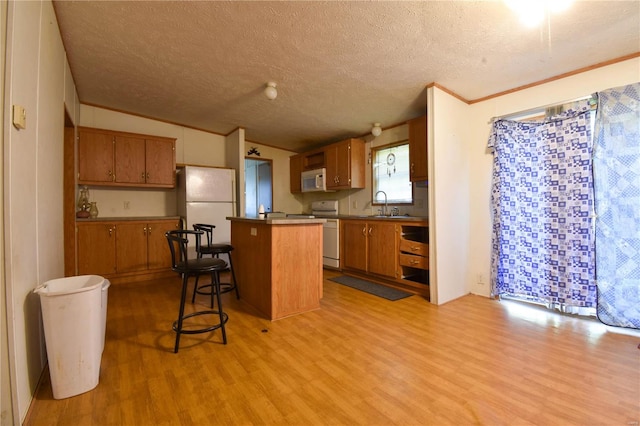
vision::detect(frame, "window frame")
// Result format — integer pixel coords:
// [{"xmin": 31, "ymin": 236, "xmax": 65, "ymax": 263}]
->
[{"xmin": 371, "ymin": 140, "xmax": 414, "ymax": 206}]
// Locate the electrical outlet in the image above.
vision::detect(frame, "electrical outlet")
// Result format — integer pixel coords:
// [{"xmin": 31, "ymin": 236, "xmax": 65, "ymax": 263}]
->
[
  {"xmin": 477, "ymin": 274, "xmax": 485, "ymax": 285},
  {"xmin": 352, "ymin": 200, "xmax": 358, "ymax": 209},
  {"xmin": 124, "ymin": 201, "xmax": 130, "ymax": 210},
  {"xmin": 250, "ymin": 227, "xmax": 257, "ymax": 236}
]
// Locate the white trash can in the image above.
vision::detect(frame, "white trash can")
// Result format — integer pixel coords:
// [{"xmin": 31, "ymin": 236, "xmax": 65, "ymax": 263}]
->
[{"xmin": 34, "ymin": 275, "xmax": 110, "ymax": 399}]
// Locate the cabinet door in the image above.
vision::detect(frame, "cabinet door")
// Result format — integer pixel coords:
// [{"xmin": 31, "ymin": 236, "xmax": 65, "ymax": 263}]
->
[
  {"xmin": 147, "ymin": 220, "xmax": 179, "ymax": 270},
  {"xmin": 145, "ymin": 138, "xmax": 175, "ymax": 187},
  {"xmin": 325, "ymin": 144, "xmax": 339, "ymax": 189},
  {"xmin": 408, "ymin": 115, "xmax": 428, "ymax": 182},
  {"xmin": 78, "ymin": 129, "xmax": 114, "ymax": 183},
  {"xmin": 368, "ymin": 222, "xmax": 398, "ymax": 278},
  {"xmin": 77, "ymin": 223, "xmax": 116, "ymax": 275},
  {"xmin": 342, "ymin": 221, "xmax": 368, "ymax": 272},
  {"xmin": 115, "ymin": 222, "xmax": 148, "ymax": 273},
  {"xmin": 114, "ymin": 136, "xmax": 146, "ymax": 184},
  {"xmin": 325, "ymin": 142, "xmax": 351, "ymax": 189},
  {"xmin": 290, "ymin": 154, "xmax": 303, "ymax": 193}
]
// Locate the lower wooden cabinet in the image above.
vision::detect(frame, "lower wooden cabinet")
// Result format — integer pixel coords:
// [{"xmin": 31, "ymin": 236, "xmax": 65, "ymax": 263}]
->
[
  {"xmin": 77, "ymin": 222, "xmax": 117, "ymax": 275},
  {"xmin": 341, "ymin": 218, "xmax": 429, "ymax": 297},
  {"xmin": 341, "ymin": 220, "xmax": 397, "ymax": 279},
  {"xmin": 77, "ymin": 218, "xmax": 180, "ymax": 279}
]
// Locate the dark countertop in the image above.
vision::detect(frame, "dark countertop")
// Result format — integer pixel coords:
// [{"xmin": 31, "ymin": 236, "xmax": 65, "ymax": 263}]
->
[
  {"xmin": 226, "ymin": 216, "xmax": 326, "ymax": 225},
  {"xmin": 76, "ymin": 216, "xmax": 181, "ymax": 222},
  {"xmin": 317, "ymin": 214, "xmax": 428, "ymax": 223}
]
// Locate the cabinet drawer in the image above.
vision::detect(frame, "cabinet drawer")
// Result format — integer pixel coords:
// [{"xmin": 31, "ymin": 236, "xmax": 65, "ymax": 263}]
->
[
  {"xmin": 399, "ymin": 253, "xmax": 428, "ymax": 270},
  {"xmin": 399, "ymin": 239, "xmax": 428, "ymax": 257}
]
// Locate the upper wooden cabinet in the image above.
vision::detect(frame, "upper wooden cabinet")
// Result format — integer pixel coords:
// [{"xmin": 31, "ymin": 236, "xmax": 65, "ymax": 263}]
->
[
  {"xmin": 408, "ymin": 115, "xmax": 427, "ymax": 182},
  {"xmin": 78, "ymin": 127, "xmax": 176, "ymax": 188},
  {"xmin": 290, "ymin": 154, "xmax": 303, "ymax": 193},
  {"xmin": 78, "ymin": 128, "xmax": 115, "ymax": 184},
  {"xmin": 290, "ymin": 138, "xmax": 365, "ymax": 193},
  {"xmin": 325, "ymin": 138, "xmax": 365, "ymax": 190}
]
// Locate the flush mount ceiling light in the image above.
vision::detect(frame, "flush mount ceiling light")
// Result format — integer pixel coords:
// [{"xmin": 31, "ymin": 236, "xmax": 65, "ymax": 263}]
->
[
  {"xmin": 371, "ymin": 123, "xmax": 382, "ymax": 137},
  {"xmin": 264, "ymin": 82, "xmax": 278, "ymax": 100},
  {"xmin": 504, "ymin": 0, "xmax": 574, "ymax": 28}
]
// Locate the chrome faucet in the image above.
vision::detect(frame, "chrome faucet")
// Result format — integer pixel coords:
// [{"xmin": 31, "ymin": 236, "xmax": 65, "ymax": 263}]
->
[{"xmin": 375, "ymin": 190, "xmax": 388, "ymax": 216}]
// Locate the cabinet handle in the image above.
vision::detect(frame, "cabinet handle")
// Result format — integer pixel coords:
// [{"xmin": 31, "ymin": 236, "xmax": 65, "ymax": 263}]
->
[
  {"xmin": 141, "ymin": 172, "xmax": 145, "ymax": 179},
  {"xmin": 362, "ymin": 226, "xmax": 367, "ymax": 236},
  {"xmin": 410, "ymin": 259, "xmax": 419, "ymax": 265},
  {"xmin": 108, "ymin": 227, "xmax": 113, "ymax": 236},
  {"xmin": 368, "ymin": 227, "xmax": 372, "ymax": 236},
  {"xmin": 410, "ymin": 163, "xmax": 415, "ymax": 174},
  {"xmin": 146, "ymin": 172, "xmax": 150, "ymax": 179},
  {"xmin": 143, "ymin": 227, "xmax": 147, "ymax": 234},
  {"xmin": 148, "ymin": 226, "xmax": 151, "ymax": 233},
  {"xmin": 411, "ymin": 246, "xmax": 420, "ymax": 251}
]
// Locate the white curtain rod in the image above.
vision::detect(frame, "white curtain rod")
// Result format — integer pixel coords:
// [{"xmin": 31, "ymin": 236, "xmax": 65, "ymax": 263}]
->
[{"xmin": 488, "ymin": 94, "xmax": 597, "ymax": 124}]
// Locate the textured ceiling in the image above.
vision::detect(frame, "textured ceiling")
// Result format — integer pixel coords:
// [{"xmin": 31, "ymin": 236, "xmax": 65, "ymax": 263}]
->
[{"xmin": 53, "ymin": 1, "xmax": 640, "ymax": 152}]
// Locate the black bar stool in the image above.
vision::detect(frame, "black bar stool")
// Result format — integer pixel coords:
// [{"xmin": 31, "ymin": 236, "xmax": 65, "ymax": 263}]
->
[
  {"xmin": 192, "ymin": 224, "xmax": 239, "ymax": 302},
  {"xmin": 166, "ymin": 230, "xmax": 228, "ymax": 353}
]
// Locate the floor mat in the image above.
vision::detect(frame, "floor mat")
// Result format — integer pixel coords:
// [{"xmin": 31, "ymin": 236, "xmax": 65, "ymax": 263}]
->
[{"xmin": 329, "ymin": 275, "xmax": 412, "ymax": 301}]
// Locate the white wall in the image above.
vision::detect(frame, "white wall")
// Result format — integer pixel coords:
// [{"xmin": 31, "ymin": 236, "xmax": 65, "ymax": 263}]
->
[
  {"xmin": 466, "ymin": 57, "xmax": 640, "ymax": 299},
  {"xmin": 3, "ymin": 1, "xmax": 79, "ymax": 422},
  {"xmin": 428, "ymin": 87, "xmax": 472, "ymax": 305}
]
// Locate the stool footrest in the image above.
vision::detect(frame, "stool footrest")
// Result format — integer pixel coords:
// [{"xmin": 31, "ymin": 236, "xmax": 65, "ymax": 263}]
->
[
  {"xmin": 194, "ymin": 282, "xmax": 237, "ymax": 296},
  {"xmin": 173, "ymin": 310, "xmax": 229, "ymax": 335}
]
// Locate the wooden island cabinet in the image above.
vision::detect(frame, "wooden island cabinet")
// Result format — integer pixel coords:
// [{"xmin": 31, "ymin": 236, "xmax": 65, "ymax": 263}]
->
[
  {"xmin": 228, "ymin": 217, "xmax": 325, "ymax": 320},
  {"xmin": 341, "ymin": 217, "xmax": 429, "ymax": 298}
]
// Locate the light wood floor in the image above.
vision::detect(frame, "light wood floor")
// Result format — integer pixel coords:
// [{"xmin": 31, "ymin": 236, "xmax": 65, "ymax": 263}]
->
[{"xmin": 25, "ymin": 269, "xmax": 640, "ymax": 425}]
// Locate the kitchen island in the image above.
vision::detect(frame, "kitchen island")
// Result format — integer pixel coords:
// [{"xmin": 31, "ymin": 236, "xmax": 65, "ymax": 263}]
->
[{"xmin": 227, "ymin": 217, "xmax": 326, "ymax": 320}]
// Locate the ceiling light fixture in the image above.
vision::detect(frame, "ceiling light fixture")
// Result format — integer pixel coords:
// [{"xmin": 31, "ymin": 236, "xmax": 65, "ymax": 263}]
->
[
  {"xmin": 504, "ymin": 0, "xmax": 574, "ymax": 28},
  {"xmin": 264, "ymin": 82, "xmax": 278, "ymax": 100},
  {"xmin": 371, "ymin": 123, "xmax": 382, "ymax": 137}
]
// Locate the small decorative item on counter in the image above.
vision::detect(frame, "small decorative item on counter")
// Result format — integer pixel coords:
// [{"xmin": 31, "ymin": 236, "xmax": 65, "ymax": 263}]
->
[
  {"xmin": 76, "ymin": 186, "xmax": 91, "ymax": 218},
  {"xmin": 89, "ymin": 202, "xmax": 99, "ymax": 219},
  {"xmin": 258, "ymin": 204, "xmax": 265, "ymax": 219}
]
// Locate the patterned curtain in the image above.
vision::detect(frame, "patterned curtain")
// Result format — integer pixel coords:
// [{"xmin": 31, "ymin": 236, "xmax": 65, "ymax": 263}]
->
[
  {"xmin": 593, "ymin": 83, "xmax": 640, "ymax": 329},
  {"xmin": 488, "ymin": 100, "xmax": 597, "ymax": 310}
]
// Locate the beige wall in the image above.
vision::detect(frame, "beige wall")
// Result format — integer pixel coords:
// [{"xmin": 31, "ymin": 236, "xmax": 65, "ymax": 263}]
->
[
  {"xmin": 3, "ymin": 0, "xmax": 79, "ymax": 422},
  {"xmin": 0, "ymin": 1, "xmax": 11, "ymax": 424},
  {"xmin": 245, "ymin": 143, "xmax": 302, "ymax": 215}
]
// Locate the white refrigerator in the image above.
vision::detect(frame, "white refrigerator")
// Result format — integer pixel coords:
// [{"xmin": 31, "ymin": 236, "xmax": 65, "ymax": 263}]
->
[{"xmin": 176, "ymin": 166, "xmax": 237, "ymax": 260}]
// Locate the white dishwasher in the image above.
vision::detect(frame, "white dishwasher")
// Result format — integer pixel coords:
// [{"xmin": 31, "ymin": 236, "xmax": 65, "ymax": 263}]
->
[
  {"xmin": 322, "ymin": 219, "xmax": 340, "ymax": 268},
  {"xmin": 312, "ymin": 201, "xmax": 340, "ymax": 269}
]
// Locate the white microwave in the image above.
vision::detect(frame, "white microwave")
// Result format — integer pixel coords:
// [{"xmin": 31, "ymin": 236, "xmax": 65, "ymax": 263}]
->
[{"xmin": 301, "ymin": 168, "xmax": 327, "ymax": 192}]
